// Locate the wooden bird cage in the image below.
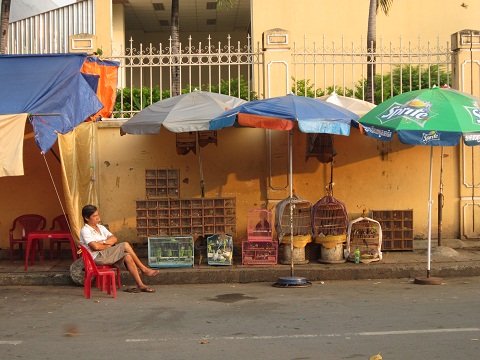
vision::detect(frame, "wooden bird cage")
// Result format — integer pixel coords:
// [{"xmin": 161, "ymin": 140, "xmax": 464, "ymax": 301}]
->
[
  {"xmin": 346, "ymin": 217, "xmax": 382, "ymax": 263},
  {"xmin": 312, "ymin": 195, "xmax": 348, "ymax": 239},
  {"xmin": 274, "ymin": 196, "xmax": 313, "ymax": 244},
  {"xmin": 312, "ymin": 195, "xmax": 348, "ymax": 263}
]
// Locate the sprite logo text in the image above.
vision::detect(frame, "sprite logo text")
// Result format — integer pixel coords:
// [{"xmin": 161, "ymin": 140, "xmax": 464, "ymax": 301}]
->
[
  {"xmin": 473, "ymin": 108, "xmax": 480, "ymax": 124},
  {"xmin": 380, "ymin": 105, "xmax": 429, "ymax": 121},
  {"xmin": 421, "ymin": 131, "xmax": 440, "ymax": 144}
]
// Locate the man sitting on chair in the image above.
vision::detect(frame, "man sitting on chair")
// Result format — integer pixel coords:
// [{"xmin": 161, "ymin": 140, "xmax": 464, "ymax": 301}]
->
[{"xmin": 79, "ymin": 204, "xmax": 158, "ymax": 293}]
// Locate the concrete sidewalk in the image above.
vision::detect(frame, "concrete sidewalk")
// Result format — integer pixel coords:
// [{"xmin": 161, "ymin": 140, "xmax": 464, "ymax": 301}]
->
[{"xmin": 1, "ymin": 239, "xmax": 480, "ymax": 286}]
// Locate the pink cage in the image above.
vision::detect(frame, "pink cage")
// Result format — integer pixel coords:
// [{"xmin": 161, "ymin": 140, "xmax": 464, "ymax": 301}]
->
[{"xmin": 247, "ymin": 209, "xmax": 273, "ymax": 241}]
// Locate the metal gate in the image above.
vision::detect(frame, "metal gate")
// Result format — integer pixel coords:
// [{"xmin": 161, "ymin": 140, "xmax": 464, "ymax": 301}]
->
[{"xmin": 107, "ymin": 35, "xmax": 264, "ymax": 119}]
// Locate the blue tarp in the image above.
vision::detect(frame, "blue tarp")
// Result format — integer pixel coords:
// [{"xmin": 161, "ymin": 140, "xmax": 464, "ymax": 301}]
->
[{"xmin": 0, "ymin": 53, "xmax": 103, "ymax": 153}]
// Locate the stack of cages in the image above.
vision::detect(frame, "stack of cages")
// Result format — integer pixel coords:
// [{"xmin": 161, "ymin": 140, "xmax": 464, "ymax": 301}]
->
[
  {"xmin": 275, "ymin": 195, "xmax": 313, "ymax": 264},
  {"xmin": 371, "ymin": 210, "xmax": 413, "ymax": 250},
  {"xmin": 207, "ymin": 234, "xmax": 233, "ymax": 265},
  {"xmin": 346, "ymin": 215, "xmax": 383, "ymax": 263},
  {"xmin": 147, "ymin": 236, "xmax": 194, "ymax": 268},
  {"xmin": 242, "ymin": 209, "xmax": 278, "ymax": 265},
  {"xmin": 312, "ymin": 195, "xmax": 348, "ymax": 263}
]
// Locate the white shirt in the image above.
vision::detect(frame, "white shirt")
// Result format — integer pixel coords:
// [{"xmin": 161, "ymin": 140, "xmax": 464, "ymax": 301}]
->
[{"xmin": 79, "ymin": 223, "xmax": 112, "ymax": 259}]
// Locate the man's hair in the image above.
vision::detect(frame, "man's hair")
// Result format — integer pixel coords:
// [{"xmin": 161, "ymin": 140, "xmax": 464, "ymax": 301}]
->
[{"xmin": 81, "ymin": 205, "xmax": 98, "ymax": 223}]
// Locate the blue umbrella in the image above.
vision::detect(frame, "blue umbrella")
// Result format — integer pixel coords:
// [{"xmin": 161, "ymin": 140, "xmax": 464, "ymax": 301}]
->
[
  {"xmin": 210, "ymin": 93, "xmax": 356, "ymax": 134},
  {"xmin": 210, "ymin": 95, "xmax": 359, "ymax": 195},
  {"xmin": 210, "ymin": 94, "xmax": 359, "ymax": 285}
]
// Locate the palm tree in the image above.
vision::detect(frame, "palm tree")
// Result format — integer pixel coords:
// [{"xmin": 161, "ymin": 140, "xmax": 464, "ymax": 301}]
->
[
  {"xmin": 366, "ymin": 0, "xmax": 393, "ymax": 103},
  {"xmin": 170, "ymin": 0, "xmax": 236, "ymax": 96},
  {"xmin": 0, "ymin": 0, "xmax": 11, "ymax": 54},
  {"xmin": 170, "ymin": 0, "xmax": 180, "ymax": 96}
]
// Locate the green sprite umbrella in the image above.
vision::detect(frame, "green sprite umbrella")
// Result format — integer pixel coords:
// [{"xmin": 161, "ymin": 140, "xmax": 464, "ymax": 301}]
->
[
  {"xmin": 359, "ymin": 86, "xmax": 480, "ymax": 282},
  {"xmin": 358, "ymin": 86, "xmax": 480, "ymax": 146}
]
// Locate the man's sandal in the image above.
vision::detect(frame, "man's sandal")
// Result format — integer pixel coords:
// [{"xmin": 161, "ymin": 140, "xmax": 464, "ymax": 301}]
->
[{"xmin": 124, "ymin": 287, "xmax": 141, "ymax": 293}]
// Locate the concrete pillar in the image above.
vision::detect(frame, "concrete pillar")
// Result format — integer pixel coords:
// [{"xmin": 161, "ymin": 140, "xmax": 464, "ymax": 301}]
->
[
  {"xmin": 262, "ymin": 28, "xmax": 292, "ymax": 98},
  {"xmin": 261, "ymin": 29, "xmax": 292, "ymax": 203},
  {"xmin": 451, "ymin": 30, "xmax": 480, "ymax": 239},
  {"xmin": 94, "ymin": 0, "xmax": 113, "ymax": 56},
  {"xmin": 451, "ymin": 29, "xmax": 480, "ymax": 96}
]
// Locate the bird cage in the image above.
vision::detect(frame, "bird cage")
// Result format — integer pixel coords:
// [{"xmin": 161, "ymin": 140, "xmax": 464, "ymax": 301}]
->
[
  {"xmin": 275, "ymin": 195, "xmax": 313, "ymax": 264},
  {"xmin": 346, "ymin": 216, "xmax": 382, "ymax": 263},
  {"xmin": 207, "ymin": 234, "xmax": 233, "ymax": 266},
  {"xmin": 247, "ymin": 209, "xmax": 273, "ymax": 241},
  {"xmin": 312, "ymin": 195, "xmax": 348, "ymax": 263},
  {"xmin": 243, "ymin": 209, "xmax": 277, "ymax": 265}
]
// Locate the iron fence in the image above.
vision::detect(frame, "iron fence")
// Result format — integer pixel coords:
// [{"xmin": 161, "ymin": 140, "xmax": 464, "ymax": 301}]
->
[
  {"xmin": 107, "ymin": 35, "xmax": 264, "ymax": 119},
  {"xmin": 292, "ymin": 35, "xmax": 453, "ymax": 104}
]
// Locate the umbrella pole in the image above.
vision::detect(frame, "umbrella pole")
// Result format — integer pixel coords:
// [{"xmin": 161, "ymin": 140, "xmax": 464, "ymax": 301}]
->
[
  {"xmin": 289, "ymin": 130, "xmax": 294, "ymax": 278},
  {"xmin": 198, "ymin": 132, "xmax": 205, "ymax": 198},
  {"xmin": 273, "ymin": 130, "xmax": 310, "ymax": 287},
  {"xmin": 427, "ymin": 146, "xmax": 433, "ymax": 277},
  {"xmin": 330, "ymin": 137, "xmax": 334, "ymax": 196},
  {"xmin": 438, "ymin": 147, "xmax": 445, "ymax": 246},
  {"xmin": 415, "ymin": 147, "xmax": 442, "ymax": 285},
  {"xmin": 329, "ymin": 162, "xmax": 334, "ymax": 196}
]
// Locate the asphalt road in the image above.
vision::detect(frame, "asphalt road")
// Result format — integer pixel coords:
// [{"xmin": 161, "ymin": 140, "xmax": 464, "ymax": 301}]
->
[{"xmin": 1, "ymin": 278, "xmax": 480, "ymax": 360}]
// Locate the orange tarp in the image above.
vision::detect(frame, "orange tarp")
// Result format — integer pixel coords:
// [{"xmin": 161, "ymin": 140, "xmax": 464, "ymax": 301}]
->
[{"xmin": 81, "ymin": 57, "xmax": 119, "ymax": 120}]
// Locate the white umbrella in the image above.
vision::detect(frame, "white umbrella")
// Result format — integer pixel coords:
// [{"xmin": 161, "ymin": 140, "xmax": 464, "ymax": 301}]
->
[
  {"xmin": 121, "ymin": 90, "xmax": 247, "ymax": 196},
  {"xmin": 315, "ymin": 93, "xmax": 376, "ymax": 193},
  {"xmin": 121, "ymin": 90, "xmax": 246, "ymax": 134},
  {"xmin": 318, "ymin": 92, "xmax": 376, "ymax": 117}
]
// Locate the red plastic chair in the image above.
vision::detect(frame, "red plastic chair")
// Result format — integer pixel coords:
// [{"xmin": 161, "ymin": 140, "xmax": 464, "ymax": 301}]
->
[
  {"xmin": 96, "ymin": 264, "xmax": 122, "ymax": 290},
  {"xmin": 80, "ymin": 245, "xmax": 117, "ymax": 299},
  {"xmin": 9, "ymin": 214, "xmax": 47, "ymax": 260},
  {"xmin": 49, "ymin": 214, "xmax": 72, "ymax": 260}
]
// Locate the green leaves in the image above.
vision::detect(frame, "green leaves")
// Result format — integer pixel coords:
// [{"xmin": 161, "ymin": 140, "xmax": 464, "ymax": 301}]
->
[
  {"xmin": 355, "ymin": 65, "xmax": 451, "ymax": 104},
  {"xmin": 291, "ymin": 64, "xmax": 450, "ymax": 105},
  {"xmin": 114, "ymin": 77, "xmax": 256, "ymax": 118}
]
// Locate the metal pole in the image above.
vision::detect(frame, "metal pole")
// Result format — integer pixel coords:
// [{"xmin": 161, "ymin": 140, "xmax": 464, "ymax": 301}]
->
[
  {"xmin": 438, "ymin": 147, "xmax": 444, "ymax": 246},
  {"xmin": 427, "ymin": 147, "xmax": 434, "ymax": 278},
  {"xmin": 198, "ymin": 132, "xmax": 205, "ymax": 198},
  {"xmin": 289, "ymin": 130, "xmax": 294, "ymax": 278}
]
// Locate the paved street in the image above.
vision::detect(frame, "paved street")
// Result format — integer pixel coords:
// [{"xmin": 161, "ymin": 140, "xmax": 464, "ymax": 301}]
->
[{"xmin": 1, "ymin": 277, "xmax": 480, "ymax": 359}]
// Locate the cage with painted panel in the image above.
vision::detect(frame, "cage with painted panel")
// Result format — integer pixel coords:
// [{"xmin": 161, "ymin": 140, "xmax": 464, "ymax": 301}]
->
[
  {"xmin": 242, "ymin": 240, "xmax": 278, "ymax": 265},
  {"xmin": 346, "ymin": 216, "xmax": 382, "ymax": 263},
  {"xmin": 207, "ymin": 234, "xmax": 233, "ymax": 266},
  {"xmin": 147, "ymin": 236, "xmax": 194, "ymax": 268}
]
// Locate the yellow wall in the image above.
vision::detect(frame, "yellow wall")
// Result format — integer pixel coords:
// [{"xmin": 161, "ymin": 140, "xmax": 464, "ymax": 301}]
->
[
  {"xmin": 252, "ymin": 0, "xmax": 478, "ymax": 45},
  {"xmin": 94, "ymin": 121, "xmax": 460, "ymax": 246},
  {"xmin": 112, "ymin": 4, "xmax": 125, "ymax": 61},
  {"xmin": 94, "ymin": 0, "xmax": 113, "ymax": 56}
]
